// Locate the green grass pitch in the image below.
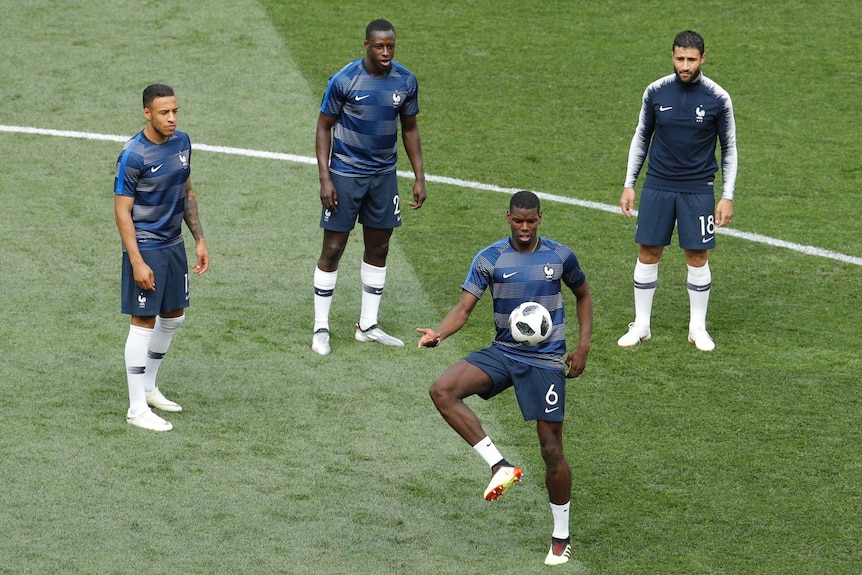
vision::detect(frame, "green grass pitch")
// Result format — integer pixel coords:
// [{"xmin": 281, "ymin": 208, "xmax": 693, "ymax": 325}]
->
[{"xmin": 0, "ymin": 1, "xmax": 860, "ymax": 574}]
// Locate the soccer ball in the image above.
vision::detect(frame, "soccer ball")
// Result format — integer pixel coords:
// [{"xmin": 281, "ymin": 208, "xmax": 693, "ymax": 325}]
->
[{"xmin": 508, "ymin": 301, "xmax": 552, "ymax": 346}]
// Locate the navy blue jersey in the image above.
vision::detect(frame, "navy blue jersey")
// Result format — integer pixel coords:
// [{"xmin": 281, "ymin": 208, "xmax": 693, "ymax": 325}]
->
[
  {"xmin": 320, "ymin": 58, "xmax": 419, "ymax": 177},
  {"xmin": 462, "ymin": 237, "xmax": 586, "ymax": 369},
  {"xmin": 114, "ymin": 130, "xmax": 191, "ymax": 250},
  {"xmin": 625, "ymin": 73, "xmax": 737, "ymax": 199}
]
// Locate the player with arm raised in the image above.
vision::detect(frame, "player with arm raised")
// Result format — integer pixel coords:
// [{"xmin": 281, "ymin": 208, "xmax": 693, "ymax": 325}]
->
[{"xmin": 417, "ymin": 191, "xmax": 593, "ymax": 566}]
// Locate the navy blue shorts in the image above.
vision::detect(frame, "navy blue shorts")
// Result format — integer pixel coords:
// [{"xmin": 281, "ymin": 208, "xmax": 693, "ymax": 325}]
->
[
  {"xmin": 635, "ymin": 187, "xmax": 717, "ymax": 250},
  {"xmin": 121, "ymin": 241, "xmax": 190, "ymax": 316},
  {"xmin": 465, "ymin": 346, "xmax": 566, "ymax": 422},
  {"xmin": 320, "ymin": 172, "xmax": 402, "ymax": 232}
]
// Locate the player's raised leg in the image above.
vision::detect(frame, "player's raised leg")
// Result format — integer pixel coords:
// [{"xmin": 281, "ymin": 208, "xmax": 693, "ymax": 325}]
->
[{"xmin": 429, "ymin": 359, "xmax": 521, "ymax": 500}]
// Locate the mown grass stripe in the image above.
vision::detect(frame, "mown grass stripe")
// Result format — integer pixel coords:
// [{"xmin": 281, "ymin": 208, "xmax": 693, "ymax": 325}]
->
[{"xmin": 3, "ymin": 123, "xmax": 859, "ymax": 267}]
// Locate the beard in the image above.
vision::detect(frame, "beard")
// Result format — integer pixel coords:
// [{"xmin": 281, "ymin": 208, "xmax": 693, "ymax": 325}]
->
[{"xmin": 675, "ymin": 68, "xmax": 702, "ymax": 84}]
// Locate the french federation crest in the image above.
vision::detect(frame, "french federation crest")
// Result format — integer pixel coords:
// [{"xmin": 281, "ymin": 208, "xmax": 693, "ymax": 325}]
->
[
  {"xmin": 543, "ymin": 264, "xmax": 555, "ymax": 281},
  {"xmin": 392, "ymin": 92, "xmax": 402, "ymax": 107},
  {"xmin": 179, "ymin": 152, "xmax": 189, "ymax": 168}
]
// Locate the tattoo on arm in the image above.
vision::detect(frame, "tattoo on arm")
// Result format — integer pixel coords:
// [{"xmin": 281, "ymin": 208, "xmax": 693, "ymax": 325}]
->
[{"xmin": 184, "ymin": 180, "xmax": 205, "ymax": 241}]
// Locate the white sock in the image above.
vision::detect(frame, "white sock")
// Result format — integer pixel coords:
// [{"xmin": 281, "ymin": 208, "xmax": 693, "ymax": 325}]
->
[
  {"xmin": 125, "ymin": 324, "xmax": 152, "ymax": 416},
  {"xmin": 313, "ymin": 267, "xmax": 338, "ymax": 332},
  {"xmin": 633, "ymin": 259, "xmax": 658, "ymax": 328},
  {"xmin": 472, "ymin": 436, "xmax": 505, "ymax": 468},
  {"xmin": 550, "ymin": 501, "xmax": 570, "ymax": 540},
  {"xmin": 358, "ymin": 261, "xmax": 386, "ymax": 331},
  {"xmin": 143, "ymin": 314, "xmax": 185, "ymax": 392},
  {"xmin": 687, "ymin": 262, "xmax": 711, "ymax": 331}
]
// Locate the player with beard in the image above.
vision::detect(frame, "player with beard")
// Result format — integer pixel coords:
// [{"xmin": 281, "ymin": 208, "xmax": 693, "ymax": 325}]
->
[{"xmin": 618, "ymin": 30, "xmax": 738, "ymax": 351}]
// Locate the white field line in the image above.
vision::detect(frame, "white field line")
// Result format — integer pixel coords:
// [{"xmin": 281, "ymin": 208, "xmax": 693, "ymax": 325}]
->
[{"xmin": 3, "ymin": 124, "xmax": 860, "ymax": 267}]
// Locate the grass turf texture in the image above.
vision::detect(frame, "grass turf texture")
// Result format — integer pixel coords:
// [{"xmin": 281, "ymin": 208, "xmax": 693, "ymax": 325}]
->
[{"xmin": 0, "ymin": 0, "xmax": 860, "ymax": 573}]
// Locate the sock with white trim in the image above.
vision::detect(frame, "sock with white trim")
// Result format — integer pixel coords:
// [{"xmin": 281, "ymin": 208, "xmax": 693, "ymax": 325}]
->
[
  {"xmin": 358, "ymin": 261, "xmax": 386, "ymax": 331},
  {"xmin": 550, "ymin": 501, "xmax": 571, "ymax": 540},
  {"xmin": 143, "ymin": 314, "xmax": 185, "ymax": 392},
  {"xmin": 633, "ymin": 259, "xmax": 658, "ymax": 328},
  {"xmin": 313, "ymin": 267, "xmax": 338, "ymax": 332},
  {"xmin": 125, "ymin": 324, "xmax": 152, "ymax": 417},
  {"xmin": 473, "ymin": 436, "xmax": 506, "ymax": 469},
  {"xmin": 687, "ymin": 262, "xmax": 711, "ymax": 331}
]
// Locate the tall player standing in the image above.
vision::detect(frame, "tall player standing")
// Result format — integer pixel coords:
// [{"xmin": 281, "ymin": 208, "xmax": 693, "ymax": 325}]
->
[
  {"xmin": 114, "ymin": 84, "xmax": 209, "ymax": 431},
  {"xmin": 311, "ymin": 18, "xmax": 427, "ymax": 356},
  {"xmin": 618, "ymin": 30, "xmax": 738, "ymax": 351}
]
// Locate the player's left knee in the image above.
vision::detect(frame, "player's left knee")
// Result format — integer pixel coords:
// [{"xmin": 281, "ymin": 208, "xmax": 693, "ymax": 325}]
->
[{"xmin": 540, "ymin": 443, "xmax": 566, "ymax": 466}]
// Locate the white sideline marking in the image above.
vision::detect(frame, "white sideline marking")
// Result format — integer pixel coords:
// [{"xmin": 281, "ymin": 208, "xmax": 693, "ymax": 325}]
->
[{"xmin": 3, "ymin": 124, "xmax": 860, "ymax": 267}]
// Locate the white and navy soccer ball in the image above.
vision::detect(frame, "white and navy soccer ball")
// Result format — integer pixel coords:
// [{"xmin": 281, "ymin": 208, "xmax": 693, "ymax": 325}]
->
[{"xmin": 508, "ymin": 301, "xmax": 552, "ymax": 346}]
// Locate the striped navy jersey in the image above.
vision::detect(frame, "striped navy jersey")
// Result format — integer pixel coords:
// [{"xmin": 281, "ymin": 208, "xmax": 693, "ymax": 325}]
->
[
  {"xmin": 114, "ymin": 130, "xmax": 191, "ymax": 250},
  {"xmin": 462, "ymin": 237, "xmax": 586, "ymax": 369},
  {"xmin": 625, "ymin": 73, "xmax": 738, "ymax": 199},
  {"xmin": 320, "ymin": 58, "xmax": 419, "ymax": 177}
]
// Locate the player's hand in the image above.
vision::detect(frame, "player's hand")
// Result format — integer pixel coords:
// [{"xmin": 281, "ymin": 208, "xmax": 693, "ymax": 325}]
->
[
  {"xmin": 133, "ymin": 263, "xmax": 156, "ymax": 291},
  {"xmin": 715, "ymin": 198, "xmax": 733, "ymax": 227},
  {"xmin": 416, "ymin": 327, "xmax": 441, "ymax": 348},
  {"xmin": 193, "ymin": 239, "xmax": 209, "ymax": 275},
  {"xmin": 620, "ymin": 187, "xmax": 636, "ymax": 217},
  {"xmin": 409, "ymin": 180, "xmax": 427, "ymax": 209},
  {"xmin": 564, "ymin": 348, "xmax": 588, "ymax": 378},
  {"xmin": 320, "ymin": 179, "xmax": 338, "ymax": 212}
]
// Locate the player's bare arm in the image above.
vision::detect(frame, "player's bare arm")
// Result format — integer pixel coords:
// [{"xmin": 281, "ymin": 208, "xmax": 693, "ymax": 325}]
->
[
  {"xmin": 184, "ymin": 178, "xmax": 205, "ymax": 241},
  {"xmin": 417, "ymin": 291, "xmax": 478, "ymax": 348},
  {"xmin": 401, "ymin": 114, "xmax": 426, "ymax": 209},
  {"xmin": 316, "ymin": 112, "xmax": 339, "ymax": 211},
  {"xmin": 184, "ymin": 178, "xmax": 209, "ymax": 274},
  {"xmin": 114, "ymin": 194, "xmax": 155, "ymax": 291},
  {"xmin": 715, "ymin": 198, "xmax": 733, "ymax": 227},
  {"xmin": 620, "ymin": 187, "xmax": 636, "ymax": 217},
  {"xmin": 565, "ymin": 282, "xmax": 593, "ymax": 378}
]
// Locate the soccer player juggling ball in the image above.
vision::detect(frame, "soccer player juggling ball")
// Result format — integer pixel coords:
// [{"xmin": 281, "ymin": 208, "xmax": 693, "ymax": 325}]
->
[
  {"xmin": 311, "ymin": 18, "xmax": 427, "ymax": 356},
  {"xmin": 417, "ymin": 191, "xmax": 593, "ymax": 566},
  {"xmin": 618, "ymin": 30, "xmax": 738, "ymax": 352},
  {"xmin": 114, "ymin": 84, "xmax": 209, "ymax": 432}
]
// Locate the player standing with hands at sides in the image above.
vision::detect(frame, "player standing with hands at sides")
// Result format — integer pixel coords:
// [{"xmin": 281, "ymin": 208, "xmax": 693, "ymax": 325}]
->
[
  {"xmin": 618, "ymin": 30, "xmax": 737, "ymax": 352},
  {"xmin": 115, "ymin": 84, "xmax": 209, "ymax": 431},
  {"xmin": 311, "ymin": 18, "xmax": 427, "ymax": 356},
  {"xmin": 417, "ymin": 191, "xmax": 593, "ymax": 566}
]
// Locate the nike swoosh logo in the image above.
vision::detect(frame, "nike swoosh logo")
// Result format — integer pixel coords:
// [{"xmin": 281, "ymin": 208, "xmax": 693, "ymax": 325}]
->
[
  {"xmin": 150, "ymin": 165, "xmax": 163, "ymax": 172},
  {"xmin": 354, "ymin": 95, "xmax": 370, "ymax": 101},
  {"xmin": 702, "ymin": 236, "xmax": 714, "ymax": 243},
  {"xmin": 502, "ymin": 272, "xmax": 518, "ymax": 279},
  {"xmin": 659, "ymin": 106, "xmax": 673, "ymax": 111},
  {"xmin": 544, "ymin": 407, "xmax": 560, "ymax": 413}
]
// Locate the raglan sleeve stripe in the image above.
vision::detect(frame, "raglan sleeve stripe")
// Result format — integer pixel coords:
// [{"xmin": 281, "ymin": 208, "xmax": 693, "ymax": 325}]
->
[
  {"xmin": 624, "ymin": 86, "xmax": 654, "ymax": 189},
  {"xmin": 719, "ymin": 94, "xmax": 738, "ymax": 200}
]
